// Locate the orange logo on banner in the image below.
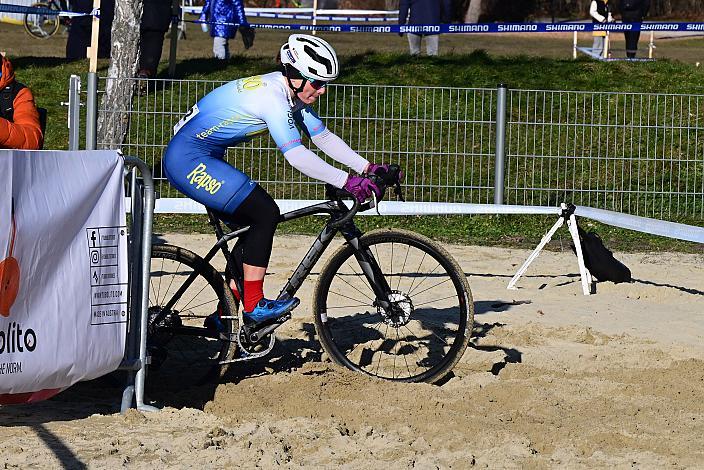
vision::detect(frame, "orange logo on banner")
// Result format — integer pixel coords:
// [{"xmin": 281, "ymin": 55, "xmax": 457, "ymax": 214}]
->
[{"xmin": 0, "ymin": 199, "xmax": 20, "ymax": 317}]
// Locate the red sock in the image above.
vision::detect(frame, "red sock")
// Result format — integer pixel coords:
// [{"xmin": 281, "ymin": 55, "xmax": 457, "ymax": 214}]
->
[
  {"xmin": 243, "ymin": 279, "xmax": 264, "ymax": 312},
  {"xmin": 229, "ymin": 283, "xmax": 241, "ymax": 302}
]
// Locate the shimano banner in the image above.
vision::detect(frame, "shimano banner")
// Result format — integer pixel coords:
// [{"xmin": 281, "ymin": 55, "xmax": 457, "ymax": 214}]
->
[{"xmin": 0, "ymin": 150, "xmax": 127, "ymax": 404}]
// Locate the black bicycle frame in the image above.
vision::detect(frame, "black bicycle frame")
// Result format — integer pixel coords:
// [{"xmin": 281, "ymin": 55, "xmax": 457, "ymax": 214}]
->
[{"xmin": 159, "ymin": 199, "xmax": 394, "ymax": 316}]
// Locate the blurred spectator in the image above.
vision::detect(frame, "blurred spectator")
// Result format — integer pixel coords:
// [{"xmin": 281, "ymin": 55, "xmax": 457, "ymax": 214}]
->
[
  {"xmin": 138, "ymin": 0, "xmax": 173, "ymax": 79},
  {"xmin": 398, "ymin": 0, "xmax": 452, "ymax": 56},
  {"xmin": 590, "ymin": 0, "xmax": 613, "ymax": 57},
  {"xmin": 66, "ymin": 0, "xmax": 115, "ymax": 59},
  {"xmin": 620, "ymin": 0, "xmax": 650, "ymax": 58},
  {"xmin": 0, "ymin": 55, "xmax": 43, "ymax": 150},
  {"xmin": 199, "ymin": 0, "xmax": 255, "ymax": 60}
]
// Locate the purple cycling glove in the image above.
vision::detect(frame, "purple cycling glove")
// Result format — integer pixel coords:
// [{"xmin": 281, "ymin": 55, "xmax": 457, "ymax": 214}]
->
[
  {"xmin": 365, "ymin": 163, "xmax": 404, "ymax": 182},
  {"xmin": 343, "ymin": 175, "xmax": 382, "ymax": 203}
]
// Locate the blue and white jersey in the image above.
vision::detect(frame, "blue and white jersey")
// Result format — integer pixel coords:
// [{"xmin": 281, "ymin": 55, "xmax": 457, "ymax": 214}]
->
[
  {"xmin": 173, "ymin": 71, "xmax": 326, "ymax": 154},
  {"xmin": 163, "ymin": 71, "xmax": 333, "ymax": 215}
]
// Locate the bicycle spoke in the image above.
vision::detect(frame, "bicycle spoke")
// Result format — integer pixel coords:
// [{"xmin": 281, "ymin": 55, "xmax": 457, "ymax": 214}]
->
[
  {"xmin": 410, "ymin": 277, "xmax": 453, "ymax": 298},
  {"xmin": 392, "ymin": 326, "xmax": 398, "ymax": 378},
  {"xmin": 179, "ymin": 297, "xmax": 218, "ymax": 315},
  {"xmin": 156, "ymin": 256, "xmax": 165, "ymax": 304},
  {"xmin": 390, "ymin": 242, "xmax": 394, "ymax": 287},
  {"xmin": 326, "ymin": 303, "xmax": 372, "ymax": 309},
  {"xmin": 406, "ymin": 251, "xmax": 428, "ymax": 294},
  {"xmin": 401, "ymin": 324, "xmax": 434, "ymax": 368},
  {"xmin": 397, "ymin": 243, "xmax": 412, "ymax": 292},
  {"xmin": 178, "ymin": 282, "xmax": 210, "ymax": 312},
  {"xmin": 149, "ymin": 276, "xmax": 157, "ymax": 306},
  {"xmin": 334, "ymin": 322, "xmax": 384, "ymax": 336},
  {"xmin": 399, "ymin": 328, "xmax": 413, "ymax": 377},
  {"xmin": 407, "ymin": 319, "xmax": 451, "ymax": 347},
  {"xmin": 333, "ymin": 267, "xmax": 375, "ymax": 303},
  {"xmin": 413, "ymin": 294, "xmax": 462, "ymax": 308},
  {"xmin": 344, "ymin": 260, "xmax": 376, "ymax": 298},
  {"xmin": 407, "ymin": 261, "xmax": 442, "ymax": 297},
  {"xmin": 409, "ymin": 316, "xmax": 460, "ymax": 328},
  {"xmin": 342, "ymin": 321, "xmax": 384, "ymax": 356},
  {"xmin": 374, "ymin": 324, "xmax": 390, "ymax": 377},
  {"xmin": 329, "ymin": 289, "xmax": 372, "ymax": 306},
  {"xmin": 160, "ymin": 261, "xmax": 183, "ymax": 306}
]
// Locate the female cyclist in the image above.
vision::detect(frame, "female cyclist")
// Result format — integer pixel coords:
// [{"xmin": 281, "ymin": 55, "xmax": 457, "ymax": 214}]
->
[{"xmin": 163, "ymin": 34, "xmax": 389, "ymax": 325}]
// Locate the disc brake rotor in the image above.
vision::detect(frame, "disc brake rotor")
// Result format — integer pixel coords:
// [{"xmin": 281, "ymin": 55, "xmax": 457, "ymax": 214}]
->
[{"xmin": 377, "ymin": 290, "xmax": 414, "ymax": 327}]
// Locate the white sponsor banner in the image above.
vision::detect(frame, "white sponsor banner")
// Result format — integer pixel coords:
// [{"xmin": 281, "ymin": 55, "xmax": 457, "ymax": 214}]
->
[{"xmin": 0, "ymin": 150, "xmax": 127, "ymax": 402}]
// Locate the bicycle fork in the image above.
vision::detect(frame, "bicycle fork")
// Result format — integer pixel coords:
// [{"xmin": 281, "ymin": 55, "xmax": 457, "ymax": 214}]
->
[{"xmin": 346, "ymin": 237, "xmax": 394, "ymax": 310}]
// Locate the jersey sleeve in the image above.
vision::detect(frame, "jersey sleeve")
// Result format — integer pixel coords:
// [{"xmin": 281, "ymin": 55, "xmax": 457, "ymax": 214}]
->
[
  {"xmin": 259, "ymin": 99, "xmax": 305, "ymax": 154},
  {"xmin": 293, "ymin": 106, "xmax": 327, "ymax": 139}
]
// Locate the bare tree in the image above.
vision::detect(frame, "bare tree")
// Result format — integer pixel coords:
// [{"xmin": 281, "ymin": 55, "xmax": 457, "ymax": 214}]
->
[
  {"xmin": 97, "ymin": 0, "xmax": 143, "ymax": 149},
  {"xmin": 465, "ymin": 0, "xmax": 484, "ymax": 22}
]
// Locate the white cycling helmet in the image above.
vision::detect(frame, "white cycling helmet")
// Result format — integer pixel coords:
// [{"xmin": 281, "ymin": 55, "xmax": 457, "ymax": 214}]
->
[{"xmin": 280, "ymin": 34, "xmax": 339, "ymax": 82}]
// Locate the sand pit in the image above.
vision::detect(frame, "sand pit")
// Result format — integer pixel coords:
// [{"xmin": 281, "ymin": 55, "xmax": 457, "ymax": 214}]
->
[{"xmin": 1, "ymin": 234, "xmax": 703, "ymax": 468}]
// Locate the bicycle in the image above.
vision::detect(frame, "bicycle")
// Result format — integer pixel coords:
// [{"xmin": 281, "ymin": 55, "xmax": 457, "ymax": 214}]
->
[
  {"xmin": 147, "ymin": 165, "xmax": 474, "ymax": 385},
  {"xmin": 23, "ymin": 0, "xmax": 70, "ymax": 40}
]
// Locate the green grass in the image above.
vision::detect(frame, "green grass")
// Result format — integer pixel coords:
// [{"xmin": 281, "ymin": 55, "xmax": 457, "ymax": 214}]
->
[{"xmin": 164, "ymin": 50, "xmax": 704, "ymax": 93}]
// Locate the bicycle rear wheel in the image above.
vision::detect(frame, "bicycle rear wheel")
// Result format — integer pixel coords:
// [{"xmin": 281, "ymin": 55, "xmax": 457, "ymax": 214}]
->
[
  {"xmin": 149, "ymin": 244, "xmax": 238, "ymax": 385},
  {"xmin": 313, "ymin": 229, "xmax": 473, "ymax": 383},
  {"xmin": 24, "ymin": 2, "xmax": 60, "ymax": 39}
]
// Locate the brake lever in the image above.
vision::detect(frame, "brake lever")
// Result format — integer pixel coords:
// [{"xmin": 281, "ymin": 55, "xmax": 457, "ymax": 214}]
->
[{"xmin": 394, "ymin": 182, "xmax": 405, "ymax": 202}]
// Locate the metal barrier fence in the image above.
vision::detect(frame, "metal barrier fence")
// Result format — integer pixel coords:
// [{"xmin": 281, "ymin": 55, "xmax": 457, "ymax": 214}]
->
[
  {"xmin": 505, "ymin": 89, "xmax": 704, "ymax": 219},
  {"xmin": 70, "ymin": 76, "xmax": 704, "ymax": 220},
  {"xmin": 121, "ymin": 156, "xmax": 156, "ymax": 412}
]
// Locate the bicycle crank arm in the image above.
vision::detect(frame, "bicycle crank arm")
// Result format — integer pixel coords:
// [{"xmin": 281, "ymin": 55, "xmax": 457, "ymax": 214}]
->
[
  {"xmin": 219, "ymin": 333, "xmax": 275, "ymax": 364},
  {"xmin": 248, "ymin": 313, "xmax": 291, "ymax": 343}
]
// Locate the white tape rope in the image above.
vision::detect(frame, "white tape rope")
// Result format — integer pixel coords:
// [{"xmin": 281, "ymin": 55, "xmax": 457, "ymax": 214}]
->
[
  {"xmin": 146, "ymin": 198, "xmax": 702, "ymax": 244},
  {"xmin": 575, "ymin": 206, "xmax": 704, "ymax": 244}
]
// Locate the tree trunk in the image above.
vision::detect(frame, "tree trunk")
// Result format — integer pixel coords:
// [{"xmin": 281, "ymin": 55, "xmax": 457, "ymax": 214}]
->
[
  {"xmin": 464, "ymin": 0, "xmax": 484, "ymax": 22},
  {"xmin": 97, "ymin": 0, "xmax": 143, "ymax": 149}
]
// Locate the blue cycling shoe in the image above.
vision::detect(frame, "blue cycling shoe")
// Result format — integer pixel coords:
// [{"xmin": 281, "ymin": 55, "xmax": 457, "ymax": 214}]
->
[
  {"xmin": 244, "ymin": 297, "xmax": 300, "ymax": 324},
  {"xmin": 203, "ymin": 309, "xmax": 225, "ymax": 332}
]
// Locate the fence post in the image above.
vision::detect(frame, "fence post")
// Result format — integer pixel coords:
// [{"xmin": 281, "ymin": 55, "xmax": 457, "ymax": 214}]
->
[
  {"xmin": 68, "ymin": 75, "xmax": 81, "ymax": 151},
  {"xmin": 312, "ymin": 0, "xmax": 318, "ymax": 36},
  {"xmin": 168, "ymin": 0, "xmax": 180, "ymax": 77},
  {"xmin": 494, "ymin": 83, "xmax": 508, "ymax": 205},
  {"xmin": 85, "ymin": 72, "xmax": 98, "ymax": 150}
]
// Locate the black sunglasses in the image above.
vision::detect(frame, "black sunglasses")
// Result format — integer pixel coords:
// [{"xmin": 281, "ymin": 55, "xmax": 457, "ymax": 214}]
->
[{"xmin": 309, "ymin": 79, "xmax": 328, "ymax": 90}]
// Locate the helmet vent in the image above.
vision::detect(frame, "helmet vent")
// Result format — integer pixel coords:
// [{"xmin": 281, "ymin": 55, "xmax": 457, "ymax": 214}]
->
[{"xmin": 303, "ymin": 45, "xmax": 333, "ymax": 75}]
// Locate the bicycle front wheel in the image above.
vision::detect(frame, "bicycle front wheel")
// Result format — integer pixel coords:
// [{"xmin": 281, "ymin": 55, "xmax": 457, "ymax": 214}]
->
[
  {"xmin": 149, "ymin": 244, "xmax": 238, "ymax": 385},
  {"xmin": 24, "ymin": 2, "xmax": 60, "ymax": 39},
  {"xmin": 313, "ymin": 229, "xmax": 473, "ymax": 383}
]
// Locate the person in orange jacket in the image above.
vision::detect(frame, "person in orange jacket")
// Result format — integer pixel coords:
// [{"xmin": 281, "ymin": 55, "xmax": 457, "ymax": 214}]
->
[{"xmin": 0, "ymin": 55, "xmax": 43, "ymax": 150}]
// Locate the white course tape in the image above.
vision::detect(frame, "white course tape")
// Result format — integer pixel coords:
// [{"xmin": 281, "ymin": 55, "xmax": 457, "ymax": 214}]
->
[
  {"xmin": 575, "ymin": 206, "xmax": 704, "ymax": 244},
  {"xmin": 141, "ymin": 198, "xmax": 702, "ymax": 244}
]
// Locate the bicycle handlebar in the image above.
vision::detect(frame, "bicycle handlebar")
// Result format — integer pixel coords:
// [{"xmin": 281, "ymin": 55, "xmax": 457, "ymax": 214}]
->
[
  {"xmin": 328, "ymin": 195, "xmax": 362, "ymax": 229},
  {"xmin": 326, "ymin": 164, "xmax": 404, "ymax": 229}
]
